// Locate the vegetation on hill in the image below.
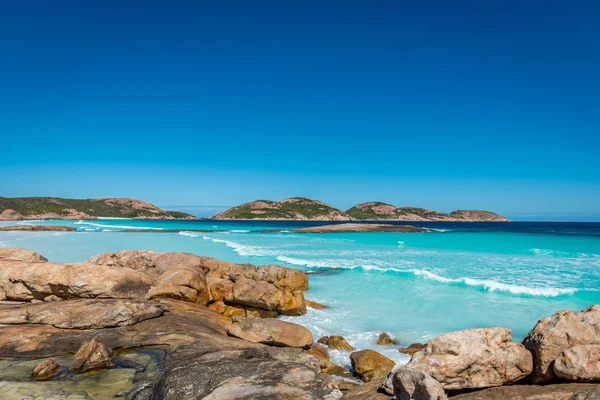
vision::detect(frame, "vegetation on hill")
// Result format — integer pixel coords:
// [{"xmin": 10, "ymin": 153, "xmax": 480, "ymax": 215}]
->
[
  {"xmin": 346, "ymin": 202, "xmax": 509, "ymax": 221},
  {"xmin": 213, "ymin": 197, "xmax": 350, "ymax": 220},
  {"xmin": 0, "ymin": 197, "xmax": 196, "ymax": 219}
]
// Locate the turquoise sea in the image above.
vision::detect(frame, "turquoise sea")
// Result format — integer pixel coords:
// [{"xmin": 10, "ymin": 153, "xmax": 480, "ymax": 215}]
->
[{"xmin": 1, "ymin": 219, "xmax": 599, "ymax": 368}]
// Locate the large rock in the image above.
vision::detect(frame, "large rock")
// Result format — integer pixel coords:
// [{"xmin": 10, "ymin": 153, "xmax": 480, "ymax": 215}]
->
[
  {"xmin": 0, "ymin": 260, "xmax": 154, "ymax": 301},
  {"xmin": 451, "ymin": 383, "xmax": 600, "ymax": 400},
  {"xmin": 0, "ymin": 298, "xmax": 341, "ymax": 399},
  {"xmin": 0, "ymin": 209, "xmax": 23, "ymax": 221},
  {"xmin": 409, "ymin": 327, "xmax": 532, "ymax": 390},
  {"xmin": 0, "ymin": 247, "xmax": 48, "ymax": 262},
  {"xmin": 0, "ymin": 299, "xmax": 166, "ymax": 329},
  {"xmin": 391, "ymin": 366, "xmax": 448, "ymax": 400},
  {"xmin": 71, "ymin": 338, "xmax": 115, "ymax": 372},
  {"xmin": 146, "ymin": 264, "xmax": 209, "ymax": 305},
  {"xmin": 523, "ymin": 305, "xmax": 600, "ymax": 383},
  {"xmin": 88, "ymin": 250, "xmax": 308, "ymax": 315},
  {"xmin": 226, "ymin": 317, "xmax": 313, "ymax": 348},
  {"xmin": 350, "ymin": 349, "xmax": 396, "ymax": 382},
  {"xmin": 554, "ymin": 344, "xmax": 600, "ymax": 382}
]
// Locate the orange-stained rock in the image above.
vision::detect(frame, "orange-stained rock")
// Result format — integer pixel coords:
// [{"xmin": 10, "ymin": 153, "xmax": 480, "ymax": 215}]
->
[
  {"xmin": 32, "ymin": 358, "xmax": 60, "ymax": 381},
  {"xmin": 0, "ymin": 247, "xmax": 48, "ymax": 262},
  {"xmin": 146, "ymin": 264, "xmax": 209, "ymax": 305},
  {"xmin": 350, "ymin": 349, "xmax": 395, "ymax": 382},
  {"xmin": 72, "ymin": 338, "xmax": 115, "ymax": 372}
]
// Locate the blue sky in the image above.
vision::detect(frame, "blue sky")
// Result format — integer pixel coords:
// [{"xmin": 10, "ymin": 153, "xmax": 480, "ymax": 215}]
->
[{"xmin": 1, "ymin": 1, "xmax": 599, "ymax": 220}]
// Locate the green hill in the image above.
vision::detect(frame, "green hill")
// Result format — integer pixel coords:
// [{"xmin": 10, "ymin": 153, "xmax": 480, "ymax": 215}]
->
[
  {"xmin": 0, "ymin": 197, "xmax": 197, "ymax": 220},
  {"xmin": 213, "ymin": 197, "xmax": 351, "ymax": 220},
  {"xmin": 346, "ymin": 202, "xmax": 509, "ymax": 222}
]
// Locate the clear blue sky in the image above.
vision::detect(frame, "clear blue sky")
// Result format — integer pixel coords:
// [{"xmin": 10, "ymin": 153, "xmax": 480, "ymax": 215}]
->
[{"xmin": 1, "ymin": 1, "xmax": 599, "ymax": 220}]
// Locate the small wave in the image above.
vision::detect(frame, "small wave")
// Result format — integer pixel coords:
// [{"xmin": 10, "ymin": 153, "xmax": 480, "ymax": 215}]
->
[
  {"xmin": 74, "ymin": 221, "xmax": 163, "ymax": 230},
  {"xmin": 201, "ymin": 236, "xmax": 271, "ymax": 257},
  {"xmin": 275, "ymin": 256, "xmax": 388, "ymax": 272},
  {"xmin": 411, "ymin": 269, "xmax": 577, "ymax": 297},
  {"xmin": 530, "ymin": 248, "xmax": 598, "ymax": 258},
  {"xmin": 430, "ymin": 228, "xmax": 453, "ymax": 232},
  {"xmin": 179, "ymin": 231, "xmax": 202, "ymax": 238},
  {"xmin": 231, "ymin": 230, "xmax": 251, "ymax": 233}
]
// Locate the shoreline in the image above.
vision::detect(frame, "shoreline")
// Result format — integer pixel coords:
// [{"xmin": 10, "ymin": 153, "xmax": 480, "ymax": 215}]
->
[{"xmin": 0, "ymin": 246, "xmax": 598, "ymax": 399}]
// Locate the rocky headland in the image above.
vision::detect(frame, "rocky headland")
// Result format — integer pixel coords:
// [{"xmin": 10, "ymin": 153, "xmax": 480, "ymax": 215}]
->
[
  {"xmin": 0, "ymin": 247, "xmax": 597, "ymax": 399},
  {"xmin": 213, "ymin": 197, "xmax": 351, "ymax": 221},
  {"xmin": 213, "ymin": 198, "xmax": 510, "ymax": 222},
  {"xmin": 346, "ymin": 202, "xmax": 510, "ymax": 222},
  {"xmin": 0, "ymin": 196, "xmax": 197, "ymax": 221}
]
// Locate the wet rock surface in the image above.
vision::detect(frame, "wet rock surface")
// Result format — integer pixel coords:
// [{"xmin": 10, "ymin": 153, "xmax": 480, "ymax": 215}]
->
[
  {"xmin": 32, "ymin": 358, "xmax": 61, "ymax": 381},
  {"xmin": 319, "ymin": 335, "xmax": 354, "ymax": 351},
  {"xmin": 376, "ymin": 333, "xmax": 398, "ymax": 346},
  {"xmin": 71, "ymin": 338, "xmax": 115, "ymax": 372},
  {"xmin": 350, "ymin": 349, "xmax": 396, "ymax": 382}
]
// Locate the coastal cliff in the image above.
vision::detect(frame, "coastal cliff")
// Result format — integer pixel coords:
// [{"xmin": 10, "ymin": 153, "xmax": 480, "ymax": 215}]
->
[
  {"xmin": 0, "ymin": 197, "xmax": 197, "ymax": 220},
  {"xmin": 213, "ymin": 197, "xmax": 351, "ymax": 221},
  {"xmin": 346, "ymin": 202, "xmax": 510, "ymax": 222},
  {"xmin": 213, "ymin": 198, "xmax": 510, "ymax": 222}
]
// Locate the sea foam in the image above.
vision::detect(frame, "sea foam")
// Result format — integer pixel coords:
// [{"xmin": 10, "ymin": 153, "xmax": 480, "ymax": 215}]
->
[{"xmin": 411, "ymin": 269, "xmax": 577, "ymax": 297}]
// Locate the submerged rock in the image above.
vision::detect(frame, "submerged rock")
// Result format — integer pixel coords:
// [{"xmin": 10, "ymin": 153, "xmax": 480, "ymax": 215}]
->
[
  {"xmin": 398, "ymin": 343, "xmax": 424, "ymax": 355},
  {"xmin": 306, "ymin": 299, "xmax": 328, "ymax": 309},
  {"xmin": 318, "ymin": 335, "xmax": 354, "ymax": 351},
  {"xmin": 523, "ymin": 304, "xmax": 600, "ymax": 383},
  {"xmin": 350, "ymin": 349, "xmax": 396, "ymax": 382},
  {"xmin": 409, "ymin": 327, "xmax": 532, "ymax": 390},
  {"xmin": 32, "ymin": 358, "xmax": 60, "ymax": 381},
  {"xmin": 226, "ymin": 317, "xmax": 313, "ymax": 348},
  {"xmin": 377, "ymin": 333, "xmax": 398, "ymax": 346},
  {"xmin": 71, "ymin": 338, "xmax": 115, "ymax": 372}
]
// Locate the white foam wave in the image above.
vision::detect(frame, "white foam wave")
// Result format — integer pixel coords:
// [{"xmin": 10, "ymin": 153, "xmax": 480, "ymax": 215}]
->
[
  {"xmin": 74, "ymin": 221, "xmax": 163, "ymax": 230},
  {"xmin": 411, "ymin": 269, "xmax": 577, "ymax": 297},
  {"xmin": 201, "ymin": 236, "xmax": 270, "ymax": 257},
  {"xmin": 179, "ymin": 231, "xmax": 202, "ymax": 238},
  {"xmin": 530, "ymin": 248, "xmax": 599, "ymax": 259},
  {"xmin": 275, "ymin": 256, "xmax": 388, "ymax": 272},
  {"xmin": 231, "ymin": 230, "xmax": 250, "ymax": 233}
]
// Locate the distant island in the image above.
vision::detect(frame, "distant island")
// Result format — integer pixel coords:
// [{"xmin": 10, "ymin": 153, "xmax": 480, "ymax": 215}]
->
[
  {"xmin": 213, "ymin": 198, "xmax": 510, "ymax": 222},
  {"xmin": 0, "ymin": 197, "xmax": 197, "ymax": 221}
]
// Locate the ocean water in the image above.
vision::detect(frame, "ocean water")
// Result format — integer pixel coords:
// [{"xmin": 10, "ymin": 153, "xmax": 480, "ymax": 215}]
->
[{"xmin": 1, "ymin": 219, "xmax": 599, "ymax": 369}]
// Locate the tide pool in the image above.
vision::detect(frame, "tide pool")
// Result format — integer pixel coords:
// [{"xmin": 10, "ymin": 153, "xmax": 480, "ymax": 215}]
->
[{"xmin": 1, "ymin": 219, "xmax": 599, "ymax": 369}]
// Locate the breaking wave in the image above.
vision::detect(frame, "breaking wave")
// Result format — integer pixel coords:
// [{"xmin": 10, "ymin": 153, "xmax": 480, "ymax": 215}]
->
[
  {"xmin": 74, "ymin": 221, "xmax": 163, "ymax": 230},
  {"xmin": 411, "ymin": 269, "xmax": 578, "ymax": 297}
]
